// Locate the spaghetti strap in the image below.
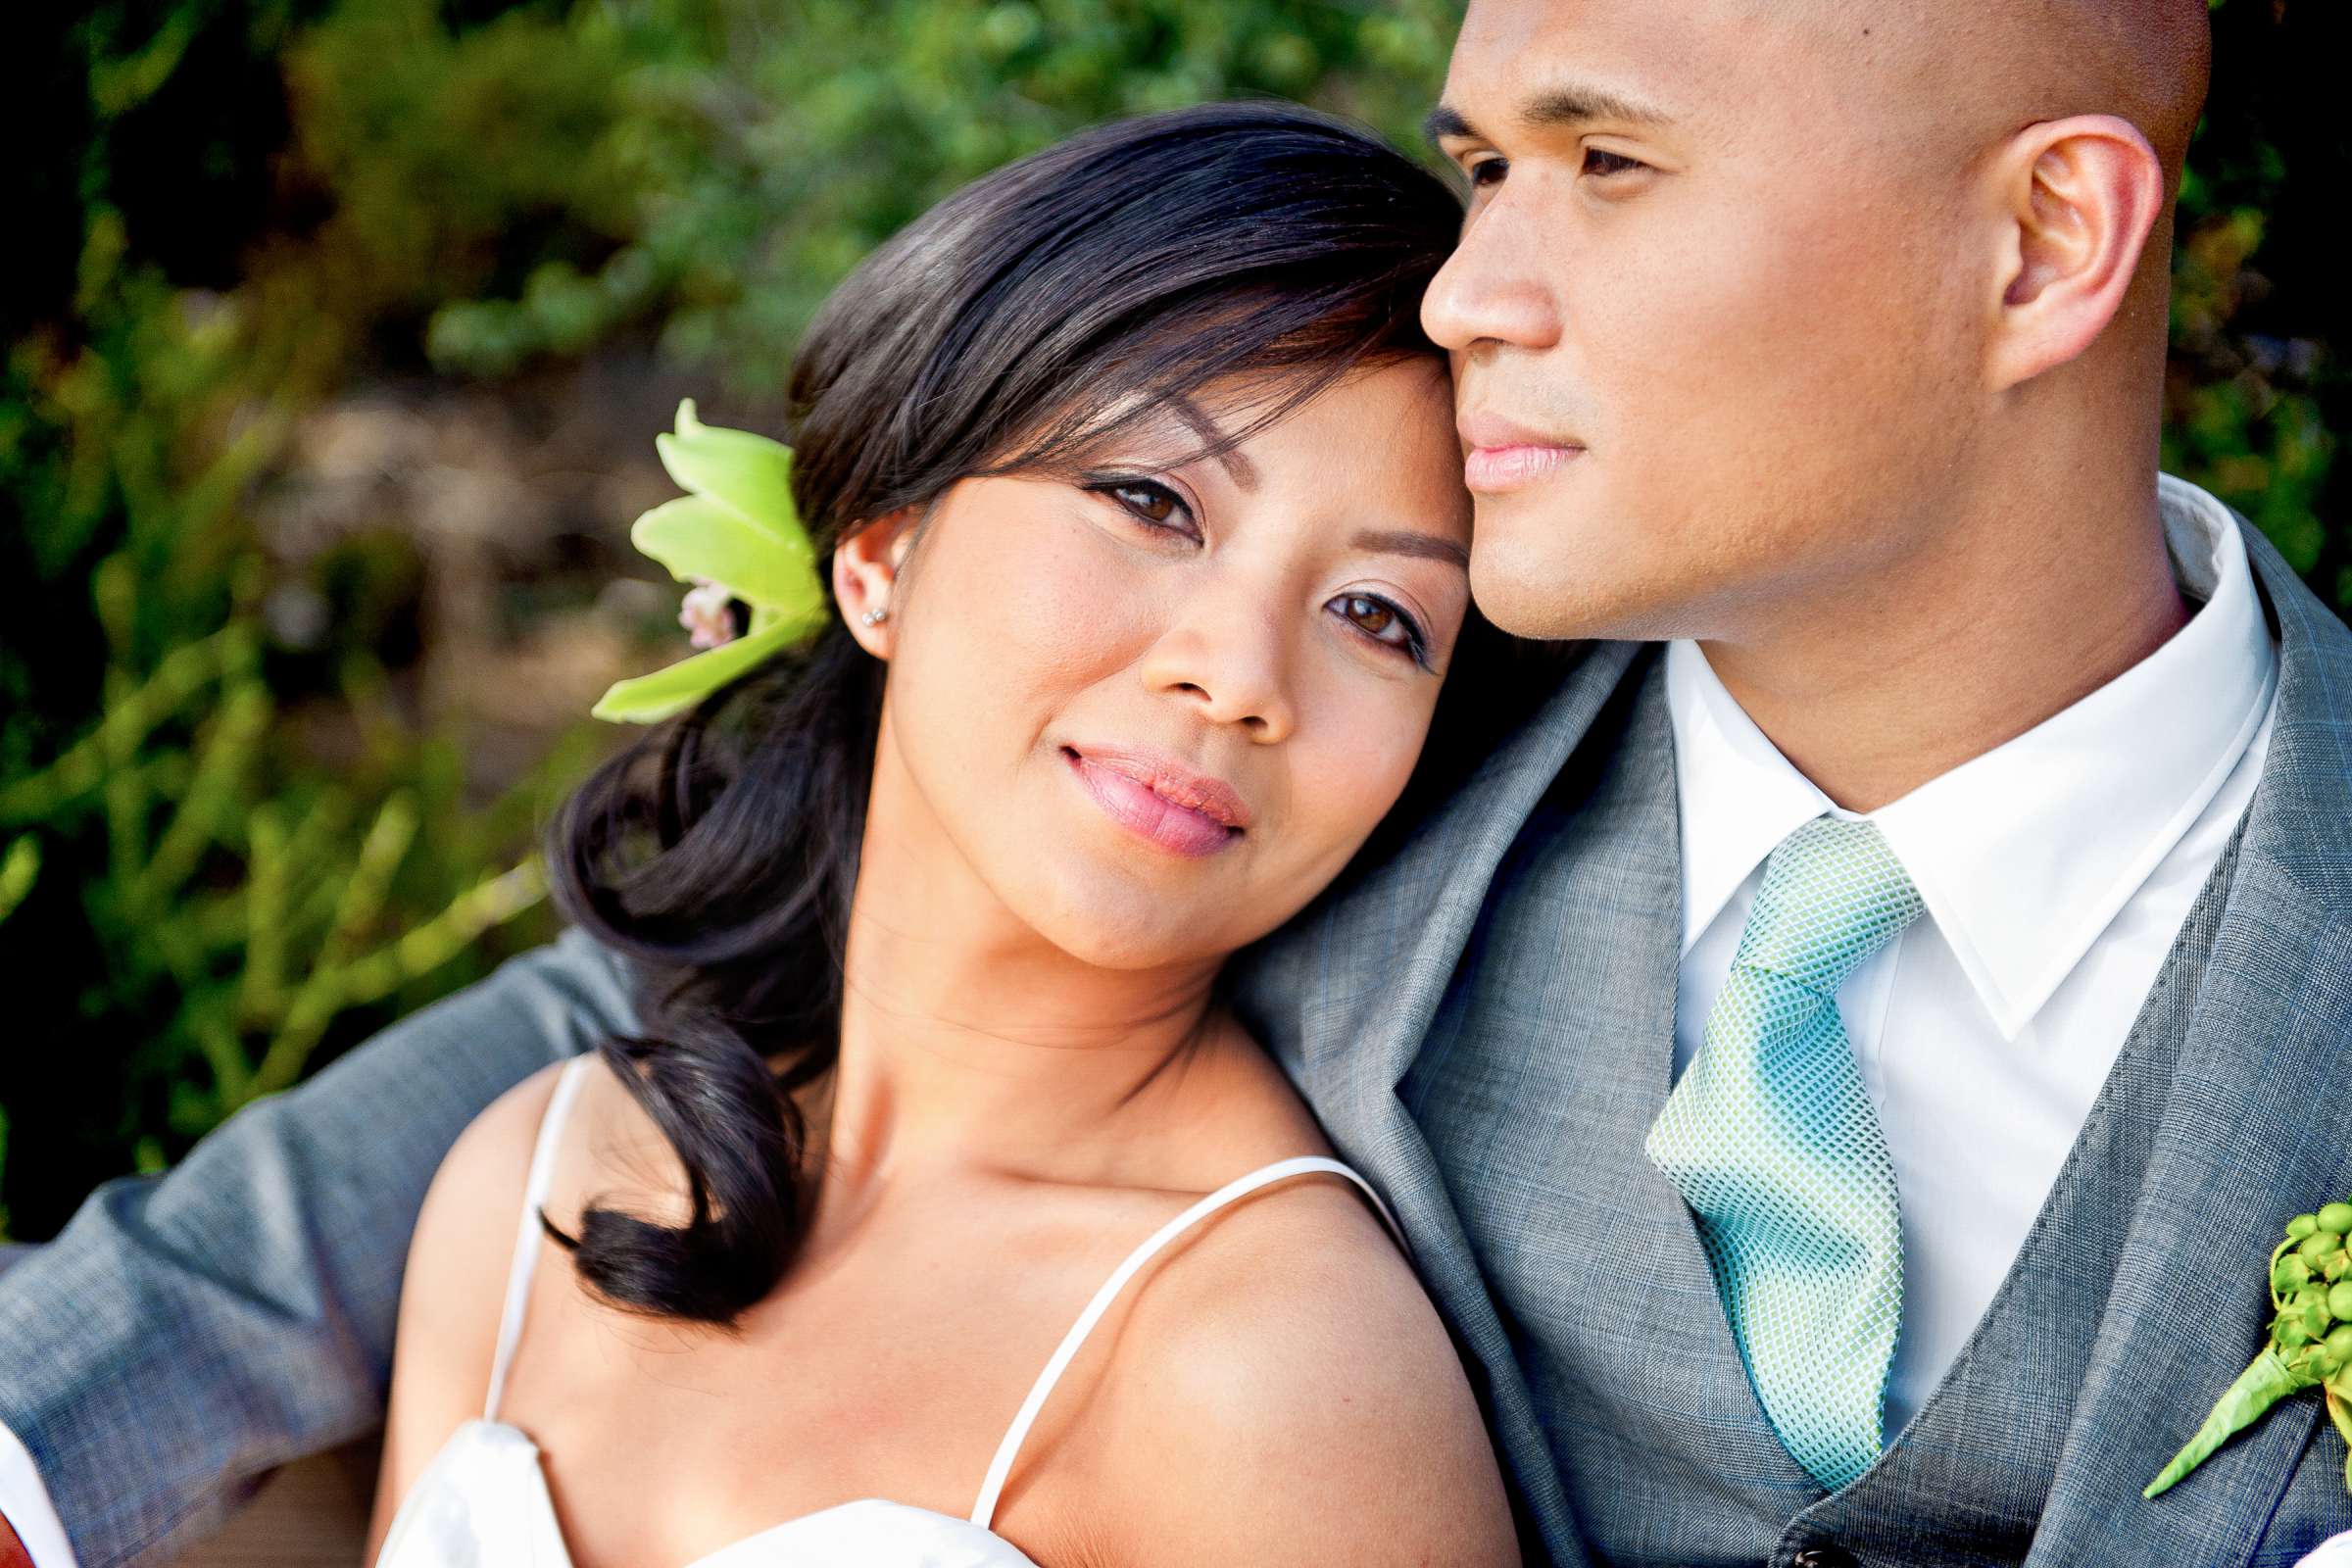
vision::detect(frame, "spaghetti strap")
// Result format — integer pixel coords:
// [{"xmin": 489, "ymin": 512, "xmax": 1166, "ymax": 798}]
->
[
  {"xmin": 966, "ymin": 1154, "xmax": 1404, "ymax": 1529},
  {"xmin": 482, "ymin": 1054, "xmax": 595, "ymax": 1423}
]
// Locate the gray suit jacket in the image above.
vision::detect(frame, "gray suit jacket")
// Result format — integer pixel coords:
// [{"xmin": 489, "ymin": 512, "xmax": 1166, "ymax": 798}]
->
[{"xmin": 5, "ymin": 517, "xmax": 2350, "ymax": 1566}]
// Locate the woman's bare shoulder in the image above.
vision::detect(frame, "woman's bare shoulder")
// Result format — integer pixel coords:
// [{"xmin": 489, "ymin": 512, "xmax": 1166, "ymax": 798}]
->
[
  {"xmin": 369, "ymin": 1057, "xmax": 583, "ymax": 1555},
  {"xmin": 406, "ymin": 1058, "xmax": 578, "ymax": 1313},
  {"xmin": 389, "ymin": 1054, "xmax": 645, "ymax": 1402},
  {"xmin": 1070, "ymin": 1165, "xmax": 1521, "ymax": 1567}
]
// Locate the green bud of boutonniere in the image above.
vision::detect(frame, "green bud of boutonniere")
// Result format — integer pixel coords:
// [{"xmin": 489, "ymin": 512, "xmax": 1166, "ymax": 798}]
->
[
  {"xmin": 2146, "ymin": 1201, "xmax": 2352, "ymax": 1499},
  {"xmin": 591, "ymin": 399, "xmax": 829, "ymax": 724}
]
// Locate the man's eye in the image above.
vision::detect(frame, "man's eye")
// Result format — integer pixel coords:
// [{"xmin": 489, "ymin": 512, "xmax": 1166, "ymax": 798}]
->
[
  {"xmin": 1467, "ymin": 157, "xmax": 1508, "ymax": 189},
  {"xmin": 1583, "ymin": 148, "xmax": 1646, "ymax": 177}
]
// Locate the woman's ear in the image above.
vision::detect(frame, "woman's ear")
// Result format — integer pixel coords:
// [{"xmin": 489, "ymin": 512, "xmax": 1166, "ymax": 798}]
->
[
  {"xmin": 1983, "ymin": 114, "xmax": 2166, "ymax": 392},
  {"xmin": 833, "ymin": 506, "xmax": 920, "ymax": 659}
]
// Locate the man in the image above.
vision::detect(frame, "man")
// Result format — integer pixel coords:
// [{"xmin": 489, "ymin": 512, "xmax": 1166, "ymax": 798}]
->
[{"xmin": 8, "ymin": 0, "xmax": 2350, "ymax": 1563}]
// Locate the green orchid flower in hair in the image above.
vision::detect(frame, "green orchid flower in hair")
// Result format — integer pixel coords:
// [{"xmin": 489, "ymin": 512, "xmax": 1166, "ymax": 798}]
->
[
  {"xmin": 592, "ymin": 399, "xmax": 830, "ymax": 723},
  {"xmin": 2145, "ymin": 1201, "xmax": 2352, "ymax": 1499}
]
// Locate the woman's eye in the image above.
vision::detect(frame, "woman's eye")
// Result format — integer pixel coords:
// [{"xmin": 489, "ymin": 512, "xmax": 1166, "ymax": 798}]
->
[
  {"xmin": 1467, "ymin": 157, "xmax": 1508, "ymax": 189},
  {"xmin": 1583, "ymin": 147, "xmax": 1647, "ymax": 177},
  {"xmin": 1094, "ymin": 479, "xmax": 1187, "ymax": 528},
  {"xmin": 1332, "ymin": 593, "xmax": 1428, "ymax": 662}
]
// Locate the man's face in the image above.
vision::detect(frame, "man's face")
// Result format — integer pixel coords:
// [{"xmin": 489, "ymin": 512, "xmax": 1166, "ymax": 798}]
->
[{"xmin": 1427, "ymin": 0, "xmax": 1988, "ymax": 643}]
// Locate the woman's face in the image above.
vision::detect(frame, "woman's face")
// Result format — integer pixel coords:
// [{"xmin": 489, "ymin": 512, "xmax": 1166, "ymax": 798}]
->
[{"xmin": 855, "ymin": 357, "xmax": 1473, "ymax": 971}]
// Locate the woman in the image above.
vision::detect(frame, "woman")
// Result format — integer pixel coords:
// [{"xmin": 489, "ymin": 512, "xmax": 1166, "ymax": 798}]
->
[{"xmin": 367, "ymin": 102, "xmax": 1524, "ymax": 1567}]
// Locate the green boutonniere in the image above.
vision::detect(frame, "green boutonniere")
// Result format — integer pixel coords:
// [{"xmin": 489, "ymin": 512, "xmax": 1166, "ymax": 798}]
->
[
  {"xmin": 592, "ymin": 399, "xmax": 829, "ymax": 724},
  {"xmin": 2145, "ymin": 1202, "xmax": 2352, "ymax": 1498}
]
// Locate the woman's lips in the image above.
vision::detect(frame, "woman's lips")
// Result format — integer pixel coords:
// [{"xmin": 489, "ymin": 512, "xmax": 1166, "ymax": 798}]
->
[
  {"xmin": 1463, "ymin": 441, "xmax": 1582, "ymax": 494},
  {"xmin": 1061, "ymin": 747, "xmax": 1246, "ymax": 859}
]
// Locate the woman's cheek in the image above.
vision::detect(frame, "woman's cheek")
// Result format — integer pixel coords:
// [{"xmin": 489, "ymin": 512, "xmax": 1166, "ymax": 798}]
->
[
  {"xmin": 965, "ymin": 512, "xmax": 1150, "ymax": 687},
  {"xmin": 1293, "ymin": 683, "xmax": 1431, "ymax": 857},
  {"xmin": 1009, "ymin": 564, "xmax": 1147, "ymax": 695},
  {"xmin": 896, "ymin": 519, "xmax": 1124, "ymax": 739}
]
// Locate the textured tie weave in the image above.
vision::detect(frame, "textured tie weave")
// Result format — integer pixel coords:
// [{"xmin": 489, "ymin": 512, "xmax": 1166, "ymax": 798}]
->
[{"xmin": 1645, "ymin": 815, "xmax": 1924, "ymax": 1491}]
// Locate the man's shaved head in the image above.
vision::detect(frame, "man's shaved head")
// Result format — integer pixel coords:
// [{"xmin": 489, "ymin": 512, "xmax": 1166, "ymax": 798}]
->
[{"xmin": 1781, "ymin": 0, "xmax": 2210, "ymax": 180}]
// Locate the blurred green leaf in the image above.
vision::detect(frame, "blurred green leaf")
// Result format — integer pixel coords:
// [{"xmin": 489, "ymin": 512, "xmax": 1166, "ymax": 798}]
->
[{"xmin": 592, "ymin": 616, "xmax": 807, "ymax": 723}]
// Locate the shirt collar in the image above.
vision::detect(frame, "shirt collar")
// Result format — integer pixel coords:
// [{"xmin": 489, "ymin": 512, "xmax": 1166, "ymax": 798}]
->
[{"xmin": 1667, "ymin": 474, "xmax": 2279, "ymax": 1039}]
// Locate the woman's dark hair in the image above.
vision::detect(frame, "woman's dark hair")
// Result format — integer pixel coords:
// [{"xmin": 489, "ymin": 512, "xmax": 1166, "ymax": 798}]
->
[{"xmin": 547, "ymin": 100, "xmax": 1513, "ymax": 1324}]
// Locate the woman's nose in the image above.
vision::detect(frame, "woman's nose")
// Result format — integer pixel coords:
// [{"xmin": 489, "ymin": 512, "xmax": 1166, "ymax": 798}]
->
[{"xmin": 1138, "ymin": 600, "xmax": 1297, "ymax": 745}]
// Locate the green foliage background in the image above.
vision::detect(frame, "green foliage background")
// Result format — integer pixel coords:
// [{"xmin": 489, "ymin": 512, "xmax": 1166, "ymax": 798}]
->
[{"xmin": 0, "ymin": 0, "xmax": 2341, "ymax": 1240}]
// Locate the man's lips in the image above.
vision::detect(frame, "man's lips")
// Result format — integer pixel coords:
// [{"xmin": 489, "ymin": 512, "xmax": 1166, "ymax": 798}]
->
[
  {"xmin": 1458, "ymin": 411, "xmax": 1585, "ymax": 495},
  {"xmin": 1061, "ymin": 745, "xmax": 1249, "ymax": 859}
]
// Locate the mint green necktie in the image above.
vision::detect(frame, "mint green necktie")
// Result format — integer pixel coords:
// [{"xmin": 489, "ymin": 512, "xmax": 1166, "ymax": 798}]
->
[{"xmin": 1644, "ymin": 815, "xmax": 1924, "ymax": 1492}]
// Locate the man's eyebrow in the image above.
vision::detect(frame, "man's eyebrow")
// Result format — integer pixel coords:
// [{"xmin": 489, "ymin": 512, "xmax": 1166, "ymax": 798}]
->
[
  {"xmin": 1526, "ymin": 79, "xmax": 1674, "ymax": 129},
  {"xmin": 1423, "ymin": 104, "xmax": 1475, "ymax": 146},
  {"xmin": 1353, "ymin": 528, "xmax": 1469, "ymax": 568},
  {"xmin": 1425, "ymin": 80, "xmax": 1674, "ymax": 147}
]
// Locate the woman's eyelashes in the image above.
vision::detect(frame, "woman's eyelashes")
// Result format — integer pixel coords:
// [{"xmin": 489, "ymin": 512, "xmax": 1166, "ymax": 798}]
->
[
  {"xmin": 1086, "ymin": 475, "xmax": 1196, "ymax": 536},
  {"xmin": 1082, "ymin": 474, "xmax": 1439, "ymax": 671},
  {"xmin": 1330, "ymin": 592, "xmax": 1434, "ymax": 668}
]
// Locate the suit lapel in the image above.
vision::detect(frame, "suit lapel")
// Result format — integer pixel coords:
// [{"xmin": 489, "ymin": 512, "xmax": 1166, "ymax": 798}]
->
[
  {"xmin": 1293, "ymin": 637, "xmax": 1647, "ymax": 1116},
  {"xmin": 2032, "ymin": 522, "xmax": 2352, "ymax": 1565},
  {"xmin": 1238, "ymin": 637, "xmax": 1643, "ymax": 1567}
]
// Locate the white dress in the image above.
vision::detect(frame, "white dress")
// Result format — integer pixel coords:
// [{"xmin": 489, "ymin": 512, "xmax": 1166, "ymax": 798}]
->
[{"xmin": 375, "ymin": 1054, "xmax": 1400, "ymax": 1567}]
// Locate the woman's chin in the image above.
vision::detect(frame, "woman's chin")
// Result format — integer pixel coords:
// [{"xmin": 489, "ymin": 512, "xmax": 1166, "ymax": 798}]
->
[
  {"xmin": 1023, "ymin": 883, "xmax": 1246, "ymax": 973},
  {"xmin": 1041, "ymin": 918, "xmax": 1221, "ymax": 973}
]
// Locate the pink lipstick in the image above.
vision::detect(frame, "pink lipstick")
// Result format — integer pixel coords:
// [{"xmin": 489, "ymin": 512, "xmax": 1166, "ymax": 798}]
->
[{"xmin": 1061, "ymin": 746, "xmax": 1247, "ymax": 859}]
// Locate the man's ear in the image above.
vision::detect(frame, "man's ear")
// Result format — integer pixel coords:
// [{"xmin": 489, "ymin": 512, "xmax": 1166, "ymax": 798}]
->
[
  {"xmin": 833, "ymin": 506, "xmax": 921, "ymax": 659},
  {"xmin": 1984, "ymin": 114, "xmax": 2167, "ymax": 391}
]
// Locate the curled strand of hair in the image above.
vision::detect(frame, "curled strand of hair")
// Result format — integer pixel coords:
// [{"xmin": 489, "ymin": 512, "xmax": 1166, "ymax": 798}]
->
[{"xmin": 541, "ymin": 1034, "xmax": 805, "ymax": 1326}]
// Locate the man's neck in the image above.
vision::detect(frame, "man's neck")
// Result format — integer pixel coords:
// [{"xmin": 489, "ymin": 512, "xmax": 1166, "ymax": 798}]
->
[{"xmin": 1698, "ymin": 486, "xmax": 2192, "ymax": 813}]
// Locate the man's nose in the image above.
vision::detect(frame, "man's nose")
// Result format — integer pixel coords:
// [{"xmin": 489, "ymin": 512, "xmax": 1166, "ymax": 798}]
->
[{"xmin": 1421, "ymin": 186, "xmax": 1564, "ymax": 355}]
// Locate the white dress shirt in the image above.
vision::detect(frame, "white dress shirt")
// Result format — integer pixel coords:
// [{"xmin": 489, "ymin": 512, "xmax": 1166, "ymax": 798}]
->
[
  {"xmin": 0, "ymin": 1420, "xmax": 75, "ymax": 1568},
  {"xmin": 1668, "ymin": 474, "xmax": 2279, "ymax": 1436}
]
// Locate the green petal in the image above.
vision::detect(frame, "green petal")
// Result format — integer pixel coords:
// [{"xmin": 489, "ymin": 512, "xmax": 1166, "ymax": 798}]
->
[
  {"xmin": 2144, "ymin": 1345, "xmax": 2309, "ymax": 1498},
  {"xmin": 746, "ymin": 599, "xmax": 829, "ymax": 638},
  {"xmin": 631, "ymin": 495, "xmax": 821, "ymax": 612},
  {"xmin": 590, "ymin": 618, "xmax": 805, "ymax": 724},
  {"xmin": 656, "ymin": 398, "xmax": 800, "ymax": 540}
]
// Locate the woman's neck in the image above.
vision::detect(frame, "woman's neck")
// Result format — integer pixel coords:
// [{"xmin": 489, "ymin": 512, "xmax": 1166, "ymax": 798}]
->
[{"xmin": 815, "ymin": 755, "xmax": 1231, "ymax": 1204}]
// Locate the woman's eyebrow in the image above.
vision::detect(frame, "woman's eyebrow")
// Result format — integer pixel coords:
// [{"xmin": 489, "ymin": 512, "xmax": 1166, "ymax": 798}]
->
[
  {"xmin": 1161, "ymin": 395, "xmax": 1261, "ymax": 491},
  {"xmin": 1354, "ymin": 528, "xmax": 1469, "ymax": 568}
]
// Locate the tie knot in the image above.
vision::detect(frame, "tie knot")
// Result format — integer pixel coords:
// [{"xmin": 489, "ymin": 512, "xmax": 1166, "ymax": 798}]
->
[{"xmin": 1731, "ymin": 816, "xmax": 1924, "ymax": 998}]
